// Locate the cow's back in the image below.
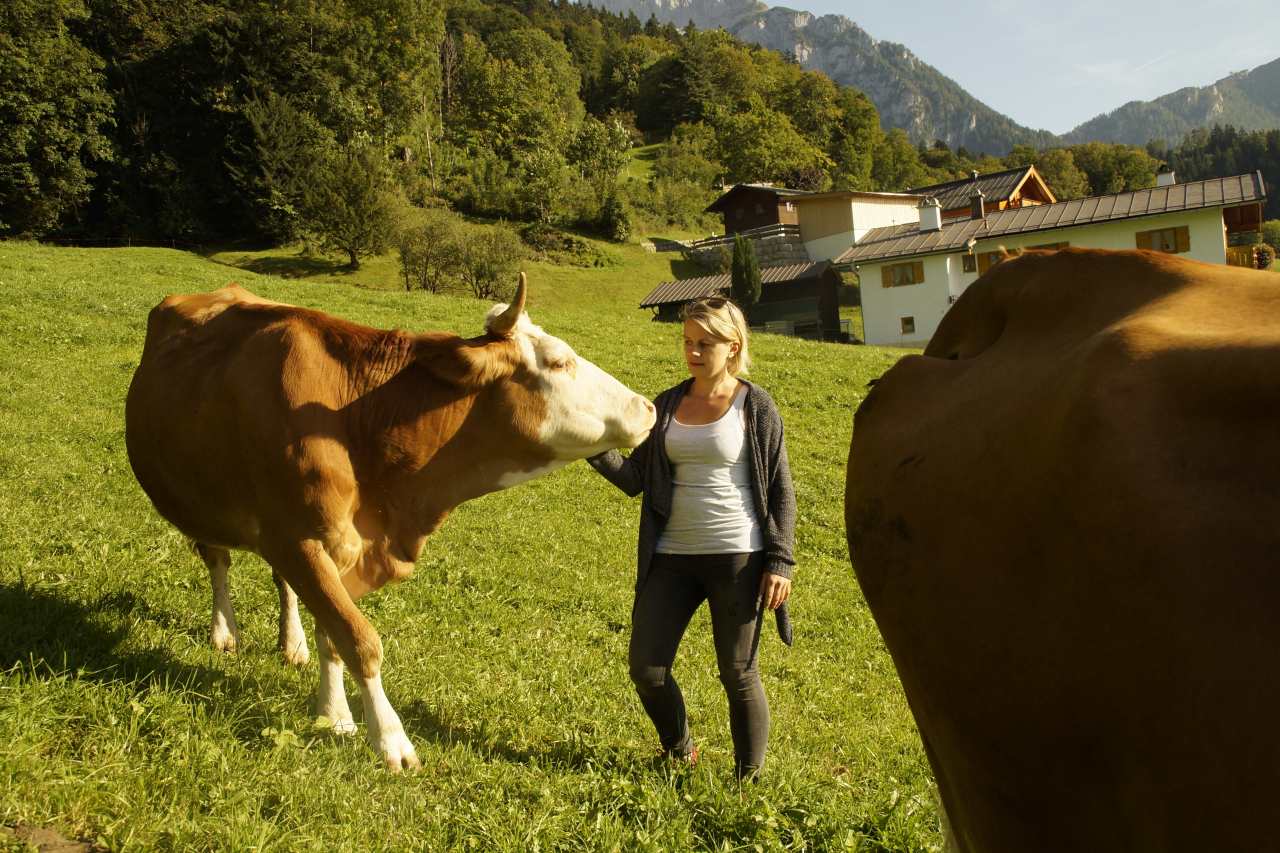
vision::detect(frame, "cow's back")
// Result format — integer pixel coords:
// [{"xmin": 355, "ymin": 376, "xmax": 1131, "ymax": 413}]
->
[
  {"xmin": 126, "ymin": 285, "xmax": 357, "ymax": 550},
  {"xmin": 845, "ymin": 249, "xmax": 1280, "ymax": 852}
]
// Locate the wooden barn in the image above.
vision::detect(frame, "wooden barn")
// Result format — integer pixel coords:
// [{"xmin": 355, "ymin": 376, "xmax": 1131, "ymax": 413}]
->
[
  {"xmin": 639, "ymin": 261, "xmax": 845, "ymax": 340},
  {"xmin": 704, "ymin": 184, "xmax": 815, "ymax": 236}
]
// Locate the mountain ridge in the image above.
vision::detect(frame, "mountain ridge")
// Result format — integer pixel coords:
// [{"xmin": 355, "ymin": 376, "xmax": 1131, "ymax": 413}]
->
[
  {"xmin": 597, "ymin": 0, "xmax": 1280, "ymax": 154},
  {"xmin": 595, "ymin": 0, "xmax": 1057, "ymax": 154},
  {"xmin": 1063, "ymin": 57, "xmax": 1280, "ymax": 145}
]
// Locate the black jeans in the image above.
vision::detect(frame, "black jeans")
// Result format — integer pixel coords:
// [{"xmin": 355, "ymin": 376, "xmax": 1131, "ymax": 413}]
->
[{"xmin": 629, "ymin": 551, "xmax": 770, "ymax": 778}]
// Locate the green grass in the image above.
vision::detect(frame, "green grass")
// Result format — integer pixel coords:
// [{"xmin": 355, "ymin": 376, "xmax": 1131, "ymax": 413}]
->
[
  {"xmin": 0, "ymin": 240, "xmax": 938, "ymax": 851},
  {"xmin": 625, "ymin": 143, "xmax": 665, "ymax": 183}
]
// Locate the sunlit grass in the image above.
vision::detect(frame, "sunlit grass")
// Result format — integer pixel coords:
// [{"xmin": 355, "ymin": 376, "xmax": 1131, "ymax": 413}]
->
[{"xmin": 0, "ymin": 240, "xmax": 936, "ymax": 850}]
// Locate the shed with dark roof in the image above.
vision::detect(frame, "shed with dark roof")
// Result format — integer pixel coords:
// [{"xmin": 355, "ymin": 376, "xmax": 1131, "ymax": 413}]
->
[{"xmin": 639, "ymin": 261, "xmax": 845, "ymax": 340}]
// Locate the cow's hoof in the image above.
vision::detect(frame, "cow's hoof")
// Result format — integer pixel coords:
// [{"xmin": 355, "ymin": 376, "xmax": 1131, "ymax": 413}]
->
[
  {"xmin": 376, "ymin": 731, "xmax": 421, "ymax": 772},
  {"xmin": 211, "ymin": 626, "xmax": 240, "ymax": 654},
  {"xmin": 280, "ymin": 641, "xmax": 310, "ymax": 667}
]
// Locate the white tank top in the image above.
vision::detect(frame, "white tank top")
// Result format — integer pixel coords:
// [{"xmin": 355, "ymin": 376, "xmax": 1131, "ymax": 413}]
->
[{"xmin": 656, "ymin": 386, "xmax": 763, "ymax": 554}]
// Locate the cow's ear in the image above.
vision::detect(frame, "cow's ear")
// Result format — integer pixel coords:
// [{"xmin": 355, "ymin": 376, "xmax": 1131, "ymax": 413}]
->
[{"xmin": 486, "ymin": 272, "xmax": 528, "ymax": 338}]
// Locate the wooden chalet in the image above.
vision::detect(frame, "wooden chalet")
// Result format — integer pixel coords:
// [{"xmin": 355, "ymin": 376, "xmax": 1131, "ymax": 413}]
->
[
  {"xmin": 704, "ymin": 184, "xmax": 815, "ymax": 236},
  {"xmin": 639, "ymin": 261, "xmax": 845, "ymax": 340},
  {"xmin": 908, "ymin": 166, "xmax": 1056, "ymax": 220}
]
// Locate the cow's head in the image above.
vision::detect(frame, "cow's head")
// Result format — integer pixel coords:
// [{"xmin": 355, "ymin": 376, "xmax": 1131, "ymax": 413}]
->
[{"xmin": 483, "ymin": 274, "xmax": 655, "ymax": 460}]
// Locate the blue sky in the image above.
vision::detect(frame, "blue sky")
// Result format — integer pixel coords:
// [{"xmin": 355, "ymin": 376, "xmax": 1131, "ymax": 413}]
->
[{"xmin": 796, "ymin": 0, "xmax": 1280, "ymax": 134}]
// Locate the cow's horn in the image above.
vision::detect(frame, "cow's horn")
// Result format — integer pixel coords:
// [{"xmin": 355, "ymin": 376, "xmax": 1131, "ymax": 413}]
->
[{"xmin": 490, "ymin": 272, "xmax": 527, "ymax": 337}]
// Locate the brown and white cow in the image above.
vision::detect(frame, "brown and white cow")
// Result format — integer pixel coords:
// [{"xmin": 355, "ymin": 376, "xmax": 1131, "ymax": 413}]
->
[
  {"xmin": 125, "ymin": 275, "xmax": 654, "ymax": 769},
  {"xmin": 845, "ymin": 248, "xmax": 1280, "ymax": 851}
]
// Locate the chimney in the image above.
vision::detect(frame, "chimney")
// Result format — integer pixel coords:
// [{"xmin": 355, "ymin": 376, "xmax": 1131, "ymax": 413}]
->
[
  {"xmin": 918, "ymin": 197, "xmax": 942, "ymax": 232},
  {"xmin": 970, "ymin": 188, "xmax": 986, "ymax": 220},
  {"xmin": 1156, "ymin": 166, "xmax": 1176, "ymax": 187}
]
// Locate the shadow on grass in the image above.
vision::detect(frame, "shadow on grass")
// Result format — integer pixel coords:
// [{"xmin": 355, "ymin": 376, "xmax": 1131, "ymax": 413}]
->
[
  {"xmin": 0, "ymin": 580, "xmax": 252, "ymax": 700},
  {"xmin": 668, "ymin": 256, "xmax": 713, "ymax": 280},
  {"xmin": 398, "ymin": 698, "xmax": 632, "ymax": 774},
  {"xmin": 228, "ymin": 254, "xmax": 356, "ymax": 279},
  {"xmin": 647, "ymin": 236, "xmax": 690, "ymax": 253}
]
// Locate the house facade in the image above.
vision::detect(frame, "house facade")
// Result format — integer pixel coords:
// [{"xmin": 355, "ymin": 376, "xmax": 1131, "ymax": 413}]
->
[
  {"xmin": 793, "ymin": 191, "xmax": 921, "ymax": 261},
  {"xmin": 838, "ymin": 173, "xmax": 1268, "ymax": 347}
]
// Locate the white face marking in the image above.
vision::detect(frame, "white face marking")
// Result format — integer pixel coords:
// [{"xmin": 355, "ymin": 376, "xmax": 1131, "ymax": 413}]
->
[{"xmin": 489, "ymin": 316, "xmax": 655, "ymax": 459}]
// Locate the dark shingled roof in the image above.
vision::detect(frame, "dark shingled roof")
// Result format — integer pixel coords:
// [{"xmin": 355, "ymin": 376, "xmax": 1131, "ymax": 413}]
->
[
  {"xmin": 908, "ymin": 166, "xmax": 1045, "ymax": 212},
  {"xmin": 836, "ymin": 172, "xmax": 1267, "ymax": 267},
  {"xmin": 639, "ymin": 261, "xmax": 831, "ymax": 308},
  {"xmin": 705, "ymin": 183, "xmax": 818, "ymax": 213}
]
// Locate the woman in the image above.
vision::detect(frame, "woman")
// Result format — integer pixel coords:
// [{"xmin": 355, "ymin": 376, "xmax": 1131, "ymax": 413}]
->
[{"xmin": 588, "ymin": 296, "xmax": 796, "ymax": 780}]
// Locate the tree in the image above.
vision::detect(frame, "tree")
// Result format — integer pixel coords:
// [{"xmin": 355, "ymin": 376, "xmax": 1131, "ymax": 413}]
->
[
  {"xmin": 569, "ymin": 115, "xmax": 632, "ymax": 206},
  {"xmin": 225, "ymin": 92, "xmax": 331, "ymax": 242},
  {"xmin": 730, "ymin": 234, "xmax": 761, "ymax": 316},
  {"xmin": 712, "ymin": 98, "xmax": 832, "ymax": 187},
  {"xmin": 0, "ymin": 0, "xmax": 114, "ymax": 236},
  {"xmin": 397, "ymin": 207, "xmax": 464, "ymax": 292},
  {"xmin": 300, "ymin": 146, "xmax": 402, "ymax": 269},
  {"xmin": 871, "ymin": 129, "xmax": 930, "ymax": 192},
  {"xmin": 1262, "ymin": 220, "xmax": 1280, "ymax": 251},
  {"xmin": 458, "ymin": 222, "xmax": 523, "ymax": 299}
]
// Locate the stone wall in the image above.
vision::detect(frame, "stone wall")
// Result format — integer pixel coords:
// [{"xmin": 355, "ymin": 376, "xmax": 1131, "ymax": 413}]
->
[{"xmin": 686, "ymin": 232, "xmax": 809, "ymax": 270}]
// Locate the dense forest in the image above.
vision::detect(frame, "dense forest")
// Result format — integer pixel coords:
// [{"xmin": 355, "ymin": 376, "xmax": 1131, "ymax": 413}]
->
[{"xmin": 3, "ymin": 0, "xmax": 1278, "ymax": 254}]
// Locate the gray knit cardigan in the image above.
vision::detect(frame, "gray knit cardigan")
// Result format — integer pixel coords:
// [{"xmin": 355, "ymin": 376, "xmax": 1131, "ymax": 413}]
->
[{"xmin": 588, "ymin": 378, "xmax": 797, "ymax": 594}]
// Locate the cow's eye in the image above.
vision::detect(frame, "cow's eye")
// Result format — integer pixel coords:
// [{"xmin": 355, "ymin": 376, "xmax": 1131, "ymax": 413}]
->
[{"xmin": 546, "ymin": 356, "xmax": 576, "ymax": 372}]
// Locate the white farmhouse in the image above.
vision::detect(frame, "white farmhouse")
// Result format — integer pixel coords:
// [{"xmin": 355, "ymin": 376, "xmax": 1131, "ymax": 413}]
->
[{"xmin": 836, "ymin": 172, "xmax": 1268, "ymax": 347}]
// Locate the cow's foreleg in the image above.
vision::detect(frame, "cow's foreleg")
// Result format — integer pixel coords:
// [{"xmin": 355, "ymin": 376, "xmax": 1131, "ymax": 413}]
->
[
  {"xmin": 267, "ymin": 538, "xmax": 420, "ymax": 771},
  {"xmin": 314, "ymin": 623, "xmax": 355, "ymax": 734},
  {"xmin": 195, "ymin": 543, "xmax": 240, "ymax": 653},
  {"xmin": 273, "ymin": 570, "xmax": 310, "ymax": 666}
]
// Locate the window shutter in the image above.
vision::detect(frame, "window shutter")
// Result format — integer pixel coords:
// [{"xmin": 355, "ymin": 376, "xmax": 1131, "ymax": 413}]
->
[
  {"xmin": 881, "ymin": 266, "xmax": 892, "ymax": 287},
  {"xmin": 978, "ymin": 252, "xmax": 992, "ymax": 275},
  {"xmin": 1135, "ymin": 230, "xmax": 1152, "ymax": 250},
  {"xmin": 1175, "ymin": 226, "xmax": 1190, "ymax": 253},
  {"xmin": 912, "ymin": 261, "xmax": 925, "ymax": 283}
]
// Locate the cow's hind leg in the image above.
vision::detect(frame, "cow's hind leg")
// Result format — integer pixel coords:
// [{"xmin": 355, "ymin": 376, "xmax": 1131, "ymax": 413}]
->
[
  {"xmin": 266, "ymin": 538, "xmax": 419, "ymax": 771},
  {"xmin": 314, "ymin": 624, "xmax": 355, "ymax": 734},
  {"xmin": 195, "ymin": 542, "xmax": 240, "ymax": 653},
  {"xmin": 273, "ymin": 570, "xmax": 310, "ymax": 666}
]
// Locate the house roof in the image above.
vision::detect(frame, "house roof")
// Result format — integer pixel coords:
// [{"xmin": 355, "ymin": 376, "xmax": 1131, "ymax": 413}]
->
[
  {"xmin": 835, "ymin": 172, "xmax": 1267, "ymax": 267},
  {"xmin": 704, "ymin": 183, "xmax": 818, "ymax": 214},
  {"xmin": 908, "ymin": 166, "xmax": 1054, "ymax": 212},
  {"xmin": 639, "ymin": 261, "xmax": 833, "ymax": 308}
]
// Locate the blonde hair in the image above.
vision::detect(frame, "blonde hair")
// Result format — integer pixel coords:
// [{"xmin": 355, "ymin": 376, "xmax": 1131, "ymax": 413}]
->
[{"xmin": 680, "ymin": 296, "xmax": 751, "ymax": 376}]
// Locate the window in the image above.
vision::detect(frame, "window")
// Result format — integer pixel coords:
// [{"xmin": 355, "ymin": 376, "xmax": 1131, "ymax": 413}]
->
[
  {"xmin": 961, "ymin": 254, "xmax": 977, "ymax": 273},
  {"xmin": 1136, "ymin": 226, "xmax": 1189, "ymax": 254},
  {"xmin": 881, "ymin": 261, "xmax": 925, "ymax": 287},
  {"xmin": 977, "ymin": 250, "xmax": 1008, "ymax": 275},
  {"xmin": 900, "ymin": 316, "xmax": 916, "ymax": 335}
]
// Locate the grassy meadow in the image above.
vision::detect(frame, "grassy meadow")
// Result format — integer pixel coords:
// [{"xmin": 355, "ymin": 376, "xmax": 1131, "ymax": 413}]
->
[{"xmin": 0, "ymin": 238, "xmax": 937, "ymax": 851}]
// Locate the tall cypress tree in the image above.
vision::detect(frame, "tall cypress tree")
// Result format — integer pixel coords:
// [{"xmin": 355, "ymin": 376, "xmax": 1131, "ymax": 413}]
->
[{"xmin": 731, "ymin": 234, "xmax": 761, "ymax": 317}]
